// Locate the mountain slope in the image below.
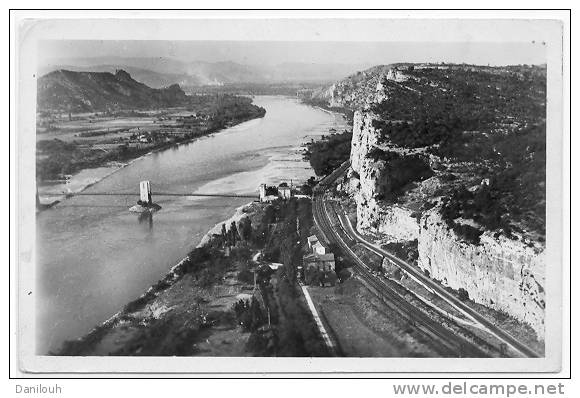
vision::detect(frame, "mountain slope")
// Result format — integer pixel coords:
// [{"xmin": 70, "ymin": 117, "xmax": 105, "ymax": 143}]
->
[
  {"xmin": 38, "ymin": 65, "xmax": 201, "ymax": 89},
  {"xmin": 306, "ymin": 63, "xmax": 547, "ymax": 339},
  {"xmin": 37, "ymin": 69, "xmax": 189, "ymax": 112},
  {"xmin": 39, "ymin": 57, "xmax": 367, "ymax": 88}
]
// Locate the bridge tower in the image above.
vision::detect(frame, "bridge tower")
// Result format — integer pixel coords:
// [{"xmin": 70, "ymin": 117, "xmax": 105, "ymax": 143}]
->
[{"xmin": 140, "ymin": 180, "xmax": 152, "ymax": 205}]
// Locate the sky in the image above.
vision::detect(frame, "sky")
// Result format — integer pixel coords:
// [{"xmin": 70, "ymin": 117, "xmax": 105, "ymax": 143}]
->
[
  {"xmin": 31, "ymin": 17, "xmax": 557, "ymax": 69},
  {"xmin": 39, "ymin": 40, "xmax": 546, "ymax": 68}
]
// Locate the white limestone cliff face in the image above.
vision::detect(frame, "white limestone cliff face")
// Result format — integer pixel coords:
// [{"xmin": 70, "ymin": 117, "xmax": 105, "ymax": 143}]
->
[
  {"xmin": 386, "ymin": 68, "xmax": 410, "ymax": 83},
  {"xmin": 350, "ymin": 110, "xmax": 379, "ymax": 172},
  {"xmin": 311, "ymin": 65, "xmax": 392, "ymax": 110},
  {"xmin": 418, "ymin": 210, "xmax": 545, "ymax": 338},
  {"xmin": 349, "ymin": 109, "xmax": 545, "ymax": 339},
  {"xmin": 350, "ymin": 111, "xmax": 420, "ymax": 241}
]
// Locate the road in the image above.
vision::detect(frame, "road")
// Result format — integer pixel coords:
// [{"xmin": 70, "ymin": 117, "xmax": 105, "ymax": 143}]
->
[{"xmin": 313, "ymin": 160, "xmax": 540, "ymax": 358}]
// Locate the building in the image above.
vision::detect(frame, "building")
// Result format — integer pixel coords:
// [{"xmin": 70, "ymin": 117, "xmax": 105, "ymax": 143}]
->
[
  {"xmin": 258, "ymin": 183, "xmax": 278, "ymax": 202},
  {"xmin": 258, "ymin": 181, "xmax": 294, "ymax": 202},
  {"xmin": 312, "ymin": 241, "xmax": 327, "ymax": 256},
  {"xmin": 278, "ymin": 184, "xmax": 292, "ymax": 200},
  {"xmin": 303, "ymin": 252, "xmax": 335, "ymax": 272},
  {"xmin": 303, "ymin": 234, "xmax": 335, "ymax": 272},
  {"xmin": 307, "ymin": 235, "xmax": 319, "ymax": 249}
]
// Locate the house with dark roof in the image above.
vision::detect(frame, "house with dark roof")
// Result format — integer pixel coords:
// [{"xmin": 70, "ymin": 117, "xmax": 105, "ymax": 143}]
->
[
  {"xmin": 302, "ymin": 234, "xmax": 336, "ymax": 273},
  {"xmin": 303, "ymin": 252, "xmax": 335, "ymax": 272}
]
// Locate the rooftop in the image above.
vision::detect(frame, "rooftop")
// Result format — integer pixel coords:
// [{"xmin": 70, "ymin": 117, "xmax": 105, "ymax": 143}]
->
[{"xmin": 304, "ymin": 252, "xmax": 335, "ymax": 262}]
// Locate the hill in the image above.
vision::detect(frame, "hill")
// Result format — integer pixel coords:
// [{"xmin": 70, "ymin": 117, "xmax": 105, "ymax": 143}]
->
[
  {"xmin": 304, "ymin": 62, "xmax": 547, "ymax": 340},
  {"xmin": 39, "ymin": 57, "xmax": 367, "ymax": 88},
  {"xmin": 305, "ymin": 63, "xmax": 547, "ymax": 238},
  {"xmin": 37, "ymin": 69, "xmax": 189, "ymax": 112}
]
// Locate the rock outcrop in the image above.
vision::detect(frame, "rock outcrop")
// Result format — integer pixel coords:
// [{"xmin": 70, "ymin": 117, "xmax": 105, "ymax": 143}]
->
[
  {"xmin": 418, "ymin": 209, "xmax": 545, "ymax": 336},
  {"xmin": 348, "ymin": 108, "xmax": 545, "ymax": 339},
  {"xmin": 350, "ymin": 111, "xmax": 420, "ymax": 241},
  {"xmin": 309, "ymin": 65, "xmax": 392, "ymax": 110}
]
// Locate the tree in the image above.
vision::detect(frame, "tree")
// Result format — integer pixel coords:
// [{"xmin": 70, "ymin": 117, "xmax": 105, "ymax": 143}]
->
[
  {"xmin": 300, "ymin": 184, "xmax": 313, "ymax": 196},
  {"xmin": 281, "ymin": 239, "xmax": 297, "ymax": 283},
  {"xmin": 262, "ymin": 205, "xmax": 276, "ymax": 224},
  {"xmin": 238, "ymin": 217, "xmax": 252, "ymax": 242},
  {"xmin": 337, "ymin": 268, "xmax": 351, "ymax": 282},
  {"xmin": 250, "ymin": 297, "xmax": 265, "ymax": 330},
  {"xmin": 326, "ymin": 271, "xmax": 338, "ymax": 287},
  {"xmin": 229, "ymin": 221, "xmax": 238, "ymax": 246},
  {"xmin": 220, "ymin": 224, "xmax": 227, "ymax": 246}
]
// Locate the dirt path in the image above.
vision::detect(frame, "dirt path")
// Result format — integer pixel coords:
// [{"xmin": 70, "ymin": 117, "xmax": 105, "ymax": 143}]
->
[{"xmin": 300, "ymin": 284, "xmax": 340, "ymax": 356}]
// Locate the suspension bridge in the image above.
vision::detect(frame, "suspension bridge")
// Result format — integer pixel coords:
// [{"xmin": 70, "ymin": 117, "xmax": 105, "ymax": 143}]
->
[
  {"xmin": 41, "ymin": 191, "xmax": 259, "ymax": 199},
  {"xmin": 38, "ymin": 180, "xmax": 265, "ymax": 210},
  {"xmin": 36, "ymin": 180, "xmax": 260, "ymax": 205}
]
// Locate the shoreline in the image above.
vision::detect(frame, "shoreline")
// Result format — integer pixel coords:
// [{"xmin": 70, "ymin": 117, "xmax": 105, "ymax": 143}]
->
[
  {"xmin": 37, "ymin": 113, "xmax": 265, "ymax": 210},
  {"xmin": 38, "ymin": 99, "xmax": 342, "ymax": 209},
  {"xmin": 196, "ymin": 202, "xmax": 255, "ymax": 248},
  {"xmin": 47, "ymin": 98, "xmax": 344, "ymax": 355},
  {"xmin": 51, "ymin": 200, "xmax": 258, "ymax": 356}
]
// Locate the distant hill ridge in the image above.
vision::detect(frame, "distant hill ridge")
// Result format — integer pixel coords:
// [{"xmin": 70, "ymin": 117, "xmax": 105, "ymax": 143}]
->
[
  {"xmin": 306, "ymin": 62, "xmax": 547, "ymax": 110},
  {"xmin": 39, "ymin": 57, "xmax": 370, "ymax": 89},
  {"xmin": 37, "ymin": 69, "xmax": 189, "ymax": 112}
]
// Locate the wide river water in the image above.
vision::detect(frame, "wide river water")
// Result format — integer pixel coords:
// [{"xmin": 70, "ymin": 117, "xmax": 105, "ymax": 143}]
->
[{"xmin": 36, "ymin": 96, "xmax": 348, "ymax": 354}]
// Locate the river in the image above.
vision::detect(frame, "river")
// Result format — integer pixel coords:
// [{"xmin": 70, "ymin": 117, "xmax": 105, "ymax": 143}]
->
[{"xmin": 36, "ymin": 96, "xmax": 348, "ymax": 354}]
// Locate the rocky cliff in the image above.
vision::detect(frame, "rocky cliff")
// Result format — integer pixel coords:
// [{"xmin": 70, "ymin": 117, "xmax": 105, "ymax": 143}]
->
[
  {"xmin": 418, "ymin": 208, "xmax": 545, "ymax": 335},
  {"xmin": 310, "ymin": 65, "xmax": 393, "ymax": 110},
  {"xmin": 349, "ymin": 111, "xmax": 421, "ymax": 241},
  {"xmin": 348, "ymin": 107, "xmax": 546, "ymax": 339}
]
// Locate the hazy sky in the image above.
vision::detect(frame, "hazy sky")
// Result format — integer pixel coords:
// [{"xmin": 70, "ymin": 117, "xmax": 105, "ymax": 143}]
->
[
  {"xmin": 40, "ymin": 40, "xmax": 546, "ymax": 67},
  {"xmin": 32, "ymin": 17, "xmax": 557, "ymax": 68}
]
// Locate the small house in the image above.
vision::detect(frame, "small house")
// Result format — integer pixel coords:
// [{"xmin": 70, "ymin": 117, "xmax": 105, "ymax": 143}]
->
[
  {"xmin": 303, "ymin": 252, "xmax": 335, "ymax": 272},
  {"xmin": 303, "ymin": 234, "xmax": 336, "ymax": 279},
  {"xmin": 312, "ymin": 241, "xmax": 327, "ymax": 256},
  {"xmin": 307, "ymin": 235, "xmax": 319, "ymax": 249},
  {"xmin": 258, "ymin": 181, "xmax": 294, "ymax": 202},
  {"xmin": 278, "ymin": 185, "xmax": 292, "ymax": 200}
]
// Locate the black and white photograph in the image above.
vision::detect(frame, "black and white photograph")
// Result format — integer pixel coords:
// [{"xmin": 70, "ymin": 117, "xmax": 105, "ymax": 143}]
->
[{"xmin": 10, "ymin": 10, "xmax": 569, "ymax": 378}]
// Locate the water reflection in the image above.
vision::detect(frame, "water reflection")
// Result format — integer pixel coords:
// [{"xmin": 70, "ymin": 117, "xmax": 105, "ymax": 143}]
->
[{"xmin": 138, "ymin": 211, "xmax": 154, "ymax": 230}]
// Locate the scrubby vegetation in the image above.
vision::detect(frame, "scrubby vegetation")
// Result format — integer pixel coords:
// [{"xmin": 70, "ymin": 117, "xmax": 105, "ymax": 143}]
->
[
  {"xmin": 367, "ymin": 148, "xmax": 433, "ymax": 202},
  {"xmin": 241, "ymin": 198, "xmax": 329, "ymax": 356},
  {"xmin": 303, "ymin": 130, "xmax": 353, "ymax": 176},
  {"xmin": 371, "ymin": 66, "xmax": 545, "ymax": 145},
  {"xmin": 370, "ymin": 65, "xmax": 546, "ymax": 238}
]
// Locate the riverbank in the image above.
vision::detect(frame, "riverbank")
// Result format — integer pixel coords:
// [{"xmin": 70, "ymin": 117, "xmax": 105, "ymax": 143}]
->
[
  {"xmin": 36, "ymin": 112, "xmax": 266, "ymax": 208},
  {"xmin": 37, "ymin": 96, "xmax": 349, "ymax": 355},
  {"xmin": 54, "ymin": 196, "xmax": 331, "ymax": 357},
  {"xmin": 54, "ymin": 201, "xmax": 266, "ymax": 356},
  {"xmin": 299, "ymin": 98, "xmax": 354, "ymax": 124}
]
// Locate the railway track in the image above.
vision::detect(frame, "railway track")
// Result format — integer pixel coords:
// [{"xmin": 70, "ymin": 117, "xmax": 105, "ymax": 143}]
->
[
  {"xmin": 312, "ymin": 160, "xmax": 498, "ymax": 357},
  {"xmin": 312, "ymin": 189, "xmax": 489, "ymax": 357},
  {"xmin": 312, "ymin": 160, "xmax": 540, "ymax": 359}
]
